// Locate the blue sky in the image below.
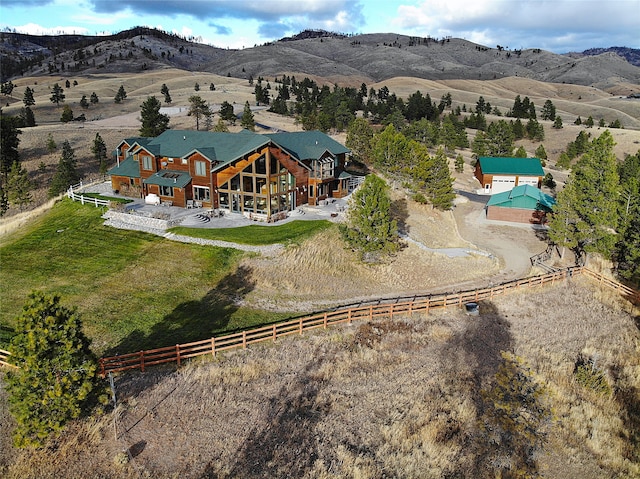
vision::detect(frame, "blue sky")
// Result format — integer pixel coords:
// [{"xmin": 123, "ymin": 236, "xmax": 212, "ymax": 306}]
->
[{"xmin": 1, "ymin": 0, "xmax": 638, "ymax": 53}]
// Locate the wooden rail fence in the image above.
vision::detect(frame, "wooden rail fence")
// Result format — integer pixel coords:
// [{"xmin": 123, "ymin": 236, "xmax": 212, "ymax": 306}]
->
[{"xmin": 1, "ymin": 268, "xmax": 637, "ymax": 375}]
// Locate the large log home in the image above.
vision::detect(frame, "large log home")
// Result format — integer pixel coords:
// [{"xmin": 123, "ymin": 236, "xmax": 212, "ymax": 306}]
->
[{"xmin": 108, "ymin": 129, "xmax": 352, "ymax": 221}]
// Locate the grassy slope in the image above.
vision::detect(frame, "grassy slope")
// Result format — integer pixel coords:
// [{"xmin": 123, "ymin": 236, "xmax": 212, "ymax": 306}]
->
[
  {"xmin": 169, "ymin": 220, "xmax": 332, "ymax": 245},
  {"xmin": 0, "ymin": 199, "xmax": 296, "ymax": 354}
]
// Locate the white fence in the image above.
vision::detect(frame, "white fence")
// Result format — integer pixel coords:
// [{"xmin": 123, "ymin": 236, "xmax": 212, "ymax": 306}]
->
[{"xmin": 67, "ymin": 182, "xmax": 110, "ymax": 207}]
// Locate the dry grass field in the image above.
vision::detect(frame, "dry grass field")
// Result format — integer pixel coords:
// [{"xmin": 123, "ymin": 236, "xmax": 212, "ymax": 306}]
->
[{"xmin": 1, "ymin": 279, "xmax": 638, "ymax": 478}]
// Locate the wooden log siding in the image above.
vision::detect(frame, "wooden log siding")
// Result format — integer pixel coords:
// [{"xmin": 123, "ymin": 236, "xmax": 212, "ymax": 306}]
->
[{"xmin": 96, "ymin": 267, "xmax": 640, "ymax": 377}]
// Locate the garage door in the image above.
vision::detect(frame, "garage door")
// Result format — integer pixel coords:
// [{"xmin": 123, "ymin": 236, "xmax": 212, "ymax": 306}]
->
[
  {"xmin": 491, "ymin": 176, "xmax": 516, "ymax": 194},
  {"xmin": 518, "ymin": 176, "xmax": 539, "ymax": 187}
]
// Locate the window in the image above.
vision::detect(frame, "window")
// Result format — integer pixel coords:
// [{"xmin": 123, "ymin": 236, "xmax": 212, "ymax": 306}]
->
[
  {"xmin": 159, "ymin": 185, "xmax": 174, "ymax": 197},
  {"xmin": 193, "ymin": 186, "xmax": 210, "ymax": 201},
  {"xmin": 195, "ymin": 160, "xmax": 207, "ymax": 176},
  {"xmin": 142, "ymin": 155, "xmax": 153, "ymax": 170},
  {"xmin": 181, "ymin": 158, "xmax": 188, "ymax": 165},
  {"xmin": 167, "ymin": 158, "xmax": 174, "ymax": 163}
]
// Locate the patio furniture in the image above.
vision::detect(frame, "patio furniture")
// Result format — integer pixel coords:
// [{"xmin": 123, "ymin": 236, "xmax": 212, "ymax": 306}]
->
[
  {"xmin": 145, "ymin": 194, "xmax": 160, "ymax": 205},
  {"xmin": 187, "ymin": 199, "xmax": 194, "ymax": 209}
]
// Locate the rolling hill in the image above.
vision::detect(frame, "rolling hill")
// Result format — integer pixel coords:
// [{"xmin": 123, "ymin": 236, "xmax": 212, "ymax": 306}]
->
[{"xmin": 2, "ymin": 27, "xmax": 640, "ymax": 92}]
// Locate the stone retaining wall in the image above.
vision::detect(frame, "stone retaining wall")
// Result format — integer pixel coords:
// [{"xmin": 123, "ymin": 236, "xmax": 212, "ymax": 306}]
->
[{"xmin": 103, "ymin": 210, "xmax": 181, "ymax": 230}]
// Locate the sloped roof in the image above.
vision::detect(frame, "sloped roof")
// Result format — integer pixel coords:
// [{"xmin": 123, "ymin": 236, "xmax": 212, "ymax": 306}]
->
[
  {"xmin": 143, "ymin": 170, "xmax": 192, "ymax": 188},
  {"xmin": 265, "ymin": 130, "xmax": 350, "ymax": 160},
  {"xmin": 478, "ymin": 157, "xmax": 544, "ymax": 176},
  {"xmin": 125, "ymin": 129, "xmax": 350, "ymax": 170},
  {"xmin": 486, "ymin": 184, "xmax": 556, "ymax": 211},
  {"xmin": 107, "ymin": 157, "xmax": 140, "ymax": 177}
]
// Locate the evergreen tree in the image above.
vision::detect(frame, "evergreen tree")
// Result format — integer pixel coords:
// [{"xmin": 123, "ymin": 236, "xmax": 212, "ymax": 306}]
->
[
  {"xmin": 90, "ymin": 92, "xmax": 99, "ymax": 105},
  {"xmin": 534, "ymin": 144, "xmax": 548, "ymax": 162},
  {"xmin": 23, "ymin": 86, "xmax": 35, "ymax": 107},
  {"xmin": 212, "ymin": 118, "xmax": 229, "ymax": 132},
  {"xmin": 79, "ymin": 95, "xmax": 89, "ymax": 109},
  {"xmin": 6, "ymin": 292, "xmax": 101, "ymax": 448},
  {"xmin": 370, "ymin": 124, "xmax": 409, "ymax": 172},
  {"xmin": 49, "ymin": 83, "xmax": 65, "ymax": 105},
  {"xmin": 160, "ymin": 83, "xmax": 172, "ymax": 104},
  {"xmin": 60, "ymin": 104, "xmax": 74, "ymax": 122},
  {"xmin": 471, "ymin": 130, "xmax": 488, "ymax": 158},
  {"xmin": 46, "ymin": 133, "xmax": 57, "ymax": 154},
  {"xmin": 425, "ymin": 147, "xmax": 456, "ymax": 210},
  {"xmin": 20, "ymin": 107, "xmax": 36, "ymax": 127},
  {"xmin": 616, "ymin": 152, "xmax": 640, "ymax": 284},
  {"xmin": 0, "ymin": 186, "xmax": 8, "ymax": 217},
  {"xmin": 194, "ymin": 82, "xmax": 200, "ymax": 91},
  {"xmin": 0, "ymin": 114, "xmax": 21, "ymax": 181},
  {"xmin": 553, "ymin": 116, "xmax": 563, "ymax": 129},
  {"xmin": 91, "ymin": 133, "xmax": 107, "ymax": 173},
  {"xmin": 340, "ymin": 174, "xmax": 400, "ymax": 261},
  {"xmin": 188, "ymin": 95, "xmax": 212, "ymax": 131},
  {"xmin": 7, "ymin": 161, "xmax": 32, "ymax": 211},
  {"xmin": 49, "ymin": 140, "xmax": 80, "ymax": 197},
  {"xmin": 240, "ymin": 101, "xmax": 255, "ymax": 131},
  {"xmin": 514, "ymin": 145, "xmax": 527, "ymax": 158},
  {"xmin": 548, "ymin": 131, "xmax": 620, "ymax": 261},
  {"xmin": 455, "ymin": 153, "xmax": 465, "ymax": 173},
  {"xmin": 219, "ymin": 101, "xmax": 236, "ymax": 123},
  {"xmin": 346, "ymin": 118, "xmax": 374, "ymax": 164},
  {"xmin": 541, "ymin": 99, "xmax": 556, "ymax": 121},
  {"xmin": 485, "ymin": 120, "xmax": 514, "ymax": 157},
  {"xmin": 114, "ymin": 85, "xmax": 127, "ymax": 103},
  {"xmin": 139, "ymin": 96, "xmax": 170, "ymax": 137}
]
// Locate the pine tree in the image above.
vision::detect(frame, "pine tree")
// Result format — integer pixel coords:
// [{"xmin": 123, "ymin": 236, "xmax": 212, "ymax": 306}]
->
[
  {"xmin": 7, "ymin": 161, "xmax": 32, "ymax": 211},
  {"xmin": 91, "ymin": 133, "xmax": 107, "ymax": 173},
  {"xmin": 0, "ymin": 114, "xmax": 21, "ymax": 181},
  {"xmin": 79, "ymin": 95, "xmax": 89, "ymax": 109},
  {"xmin": 548, "ymin": 131, "xmax": 620, "ymax": 261},
  {"xmin": 541, "ymin": 99, "xmax": 556, "ymax": 121},
  {"xmin": 49, "ymin": 140, "xmax": 80, "ymax": 197},
  {"xmin": 485, "ymin": 120, "xmax": 514, "ymax": 157},
  {"xmin": 49, "ymin": 83, "xmax": 65, "ymax": 105},
  {"xmin": 60, "ymin": 104, "xmax": 74, "ymax": 122},
  {"xmin": 139, "ymin": 96, "xmax": 170, "ymax": 137},
  {"xmin": 90, "ymin": 92, "xmax": 99, "ymax": 105},
  {"xmin": 213, "ymin": 118, "xmax": 229, "ymax": 132},
  {"xmin": 23, "ymin": 86, "xmax": 35, "ymax": 107},
  {"xmin": 114, "ymin": 85, "xmax": 127, "ymax": 103},
  {"xmin": 240, "ymin": 101, "xmax": 255, "ymax": 131},
  {"xmin": 6, "ymin": 292, "xmax": 101, "ymax": 448},
  {"xmin": 0, "ymin": 186, "xmax": 8, "ymax": 217},
  {"xmin": 188, "ymin": 95, "xmax": 212, "ymax": 131},
  {"xmin": 219, "ymin": 101, "xmax": 236, "ymax": 123},
  {"xmin": 428, "ymin": 148, "xmax": 456, "ymax": 210},
  {"xmin": 345, "ymin": 117, "xmax": 373, "ymax": 164},
  {"xmin": 340, "ymin": 174, "xmax": 400, "ymax": 261},
  {"xmin": 160, "ymin": 83, "xmax": 172, "ymax": 104},
  {"xmin": 20, "ymin": 106, "xmax": 36, "ymax": 127}
]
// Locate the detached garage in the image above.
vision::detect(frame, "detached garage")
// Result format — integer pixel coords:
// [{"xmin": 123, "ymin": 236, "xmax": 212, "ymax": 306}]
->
[
  {"xmin": 486, "ymin": 184, "xmax": 556, "ymax": 224},
  {"xmin": 475, "ymin": 157, "xmax": 544, "ymax": 194}
]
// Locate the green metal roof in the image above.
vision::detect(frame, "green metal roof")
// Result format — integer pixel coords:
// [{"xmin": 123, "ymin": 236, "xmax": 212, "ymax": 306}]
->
[
  {"xmin": 478, "ymin": 157, "xmax": 544, "ymax": 176},
  {"xmin": 107, "ymin": 157, "xmax": 140, "ymax": 178},
  {"xmin": 143, "ymin": 170, "xmax": 191, "ymax": 188},
  {"xmin": 486, "ymin": 184, "xmax": 556, "ymax": 211},
  {"xmin": 265, "ymin": 130, "xmax": 350, "ymax": 160},
  {"xmin": 122, "ymin": 129, "xmax": 350, "ymax": 172},
  {"xmin": 138, "ymin": 130, "xmax": 270, "ymax": 166}
]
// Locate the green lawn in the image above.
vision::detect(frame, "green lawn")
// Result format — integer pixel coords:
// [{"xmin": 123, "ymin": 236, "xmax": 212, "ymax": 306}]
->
[
  {"xmin": 0, "ymin": 199, "xmax": 296, "ymax": 355},
  {"xmin": 169, "ymin": 219, "xmax": 332, "ymax": 245}
]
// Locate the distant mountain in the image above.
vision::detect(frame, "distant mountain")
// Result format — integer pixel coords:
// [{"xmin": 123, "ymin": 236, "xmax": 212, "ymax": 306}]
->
[
  {"xmin": 578, "ymin": 47, "xmax": 640, "ymax": 67},
  {"xmin": 2, "ymin": 27, "xmax": 639, "ymax": 90}
]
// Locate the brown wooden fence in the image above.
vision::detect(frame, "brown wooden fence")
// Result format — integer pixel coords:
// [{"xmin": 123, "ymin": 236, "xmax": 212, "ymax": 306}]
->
[
  {"xmin": 97, "ymin": 266, "xmax": 640, "ymax": 376},
  {"xmin": 1, "ymin": 268, "xmax": 637, "ymax": 375}
]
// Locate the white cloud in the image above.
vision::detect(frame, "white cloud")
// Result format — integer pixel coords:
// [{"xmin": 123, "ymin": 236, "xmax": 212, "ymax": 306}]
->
[{"xmin": 9, "ymin": 22, "xmax": 90, "ymax": 36}]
